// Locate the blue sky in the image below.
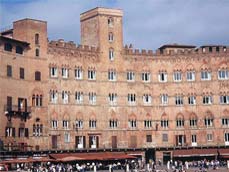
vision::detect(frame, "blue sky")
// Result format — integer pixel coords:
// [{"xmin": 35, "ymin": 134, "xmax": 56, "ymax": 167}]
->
[{"xmin": 1, "ymin": 0, "xmax": 229, "ymax": 50}]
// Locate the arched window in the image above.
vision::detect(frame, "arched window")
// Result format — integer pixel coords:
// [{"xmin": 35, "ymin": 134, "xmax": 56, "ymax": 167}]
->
[
  {"xmin": 109, "ymin": 48, "xmax": 114, "ymax": 60},
  {"xmin": 108, "ymin": 32, "xmax": 114, "ymax": 42},
  {"xmin": 33, "ymin": 123, "xmax": 43, "ymax": 136},
  {"xmin": 16, "ymin": 46, "xmax": 23, "ymax": 54},
  {"xmin": 36, "ymin": 95, "xmax": 39, "ymax": 106},
  {"xmin": 204, "ymin": 112, "xmax": 214, "ymax": 128},
  {"xmin": 35, "ymin": 33, "xmax": 39, "ymax": 45},
  {"xmin": 35, "ymin": 71, "xmax": 41, "ymax": 81},
  {"xmin": 40, "ymin": 95, "xmax": 43, "ymax": 106},
  {"xmin": 108, "ymin": 17, "xmax": 114, "ymax": 27},
  {"xmin": 32, "ymin": 94, "xmax": 43, "ymax": 107},
  {"xmin": 4, "ymin": 43, "xmax": 12, "ymax": 52},
  {"xmin": 50, "ymin": 90, "xmax": 58, "ymax": 103}
]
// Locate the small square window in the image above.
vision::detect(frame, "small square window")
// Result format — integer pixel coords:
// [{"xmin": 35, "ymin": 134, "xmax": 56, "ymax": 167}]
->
[
  {"xmin": 7, "ymin": 65, "xmax": 12, "ymax": 77},
  {"xmin": 162, "ymin": 133, "xmax": 168, "ymax": 142},
  {"xmin": 146, "ymin": 135, "xmax": 152, "ymax": 142},
  {"xmin": 35, "ymin": 71, "xmax": 41, "ymax": 81},
  {"xmin": 207, "ymin": 133, "xmax": 213, "ymax": 141},
  {"xmin": 20, "ymin": 68, "xmax": 24, "ymax": 79}
]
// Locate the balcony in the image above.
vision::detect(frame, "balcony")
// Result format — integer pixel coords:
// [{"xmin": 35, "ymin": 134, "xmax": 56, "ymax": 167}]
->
[{"xmin": 4, "ymin": 105, "xmax": 31, "ymax": 121}]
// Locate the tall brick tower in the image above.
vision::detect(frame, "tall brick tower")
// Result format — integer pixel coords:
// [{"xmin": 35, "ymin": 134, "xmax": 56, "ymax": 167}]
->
[
  {"xmin": 13, "ymin": 19, "xmax": 47, "ymax": 58},
  {"xmin": 80, "ymin": 7, "xmax": 123, "ymax": 62}
]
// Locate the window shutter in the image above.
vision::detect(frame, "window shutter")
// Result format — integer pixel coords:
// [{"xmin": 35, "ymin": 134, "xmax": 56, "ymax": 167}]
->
[
  {"xmin": 18, "ymin": 98, "xmax": 21, "ymax": 111},
  {"xmin": 184, "ymin": 135, "xmax": 186, "ymax": 144},
  {"xmin": 175, "ymin": 135, "xmax": 178, "ymax": 146},
  {"xmin": 75, "ymin": 136, "xmax": 79, "ymax": 148},
  {"xmin": 96, "ymin": 136, "xmax": 99, "ymax": 148},
  {"xmin": 18, "ymin": 128, "xmax": 21, "ymax": 137},
  {"xmin": 83, "ymin": 136, "xmax": 86, "ymax": 148},
  {"xmin": 25, "ymin": 99, "xmax": 27, "ymax": 112},
  {"xmin": 25, "ymin": 128, "xmax": 29, "ymax": 138},
  {"xmin": 12, "ymin": 128, "xmax": 16, "ymax": 137},
  {"xmin": 90, "ymin": 136, "xmax": 93, "ymax": 147},
  {"xmin": 7, "ymin": 96, "xmax": 12, "ymax": 111}
]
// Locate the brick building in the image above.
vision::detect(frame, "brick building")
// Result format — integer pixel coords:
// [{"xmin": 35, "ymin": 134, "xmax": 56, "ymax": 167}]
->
[{"xmin": 0, "ymin": 7, "xmax": 229, "ymax": 162}]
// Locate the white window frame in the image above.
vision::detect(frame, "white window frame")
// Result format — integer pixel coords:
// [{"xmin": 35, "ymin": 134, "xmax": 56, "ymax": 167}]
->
[
  {"xmin": 109, "ymin": 120, "xmax": 118, "ymax": 128},
  {"xmin": 161, "ymin": 94, "xmax": 168, "ymax": 105},
  {"xmin": 201, "ymin": 70, "xmax": 211, "ymax": 81},
  {"xmin": 63, "ymin": 120, "xmax": 69, "ymax": 129},
  {"xmin": 205, "ymin": 118, "xmax": 213, "ymax": 127},
  {"xmin": 158, "ymin": 72, "xmax": 167, "ymax": 82},
  {"xmin": 203, "ymin": 95, "xmax": 212, "ymax": 105},
  {"xmin": 62, "ymin": 91, "xmax": 69, "ymax": 104},
  {"xmin": 75, "ymin": 91, "xmax": 83, "ymax": 104},
  {"xmin": 61, "ymin": 67, "xmax": 69, "ymax": 79},
  {"xmin": 190, "ymin": 118, "xmax": 197, "ymax": 127},
  {"xmin": 6, "ymin": 127, "xmax": 14, "ymax": 137},
  {"xmin": 75, "ymin": 67, "xmax": 83, "ymax": 80},
  {"xmin": 89, "ymin": 120, "xmax": 97, "ymax": 129},
  {"xmin": 108, "ymin": 32, "xmax": 114, "ymax": 42},
  {"xmin": 50, "ymin": 90, "xmax": 58, "ymax": 104},
  {"xmin": 64, "ymin": 132, "xmax": 70, "ymax": 143},
  {"xmin": 220, "ymin": 95, "xmax": 229, "ymax": 104},
  {"xmin": 173, "ymin": 71, "xmax": 182, "ymax": 82},
  {"xmin": 142, "ymin": 72, "xmax": 151, "ymax": 82},
  {"xmin": 161, "ymin": 120, "xmax": 169, "ymax": 128},
  {"xmin": 187, "ymin": 71, "xmax": 195, "ymax": 81},
  {"xmin": 176, "ymin": 118, "xmax": 184, "ymax": 128},
  {"xmin": 52, "ymin": 120, "xmax": 58, "ymax": 129},
  {"xmin": 108, "ymin": 93, "xmax": 117, "ymax": 105},
  {"xmin": 50, "ymin": 67, "xmax": 58, "ymax": 78},
  {"xmin": 127, "ymin": 71, "xmax": 135, "ymax": 82},
  {"xmin": 222, "ymin": 118, "xmax": 229, "ymax": 127},
  {"xmin": 89, "ymin": 92, "xmax": 96, "ymax": 105},
  {"xmin": 188, "ymin": 96, "xmax": 196, "ymax": 105},
  {"xmin": 75, "ymin": 120, "xmax": 83, "ymax": 129},
  {"xmin": 128, "ymin": 120, "xmax": 137, "ymax": 129},
  {"xmin": 128, "ymin": 93, "xmax": 136, "ymax": 105},
  {"xmin": 207, "ymin": 133, "xmax": 213, "ymax": 141},
  {"xmin": 144, "ymin": 120, "xmax": 152, "ymax": 128},
  {"xmin": 108, "ymin": 69, "xmax": 116, "ymax": 81},
  {"xmin": 218, "ymin": 69, "xmax": 229, "ymax": 80},
  {"xmin": 191, "ymin": 134, "xmax": 197, "ymax": 146},
  {"xmin": 225, "ymin": 133, "xmax": 229, "ymax": 142},
  {"xmin": 175, "ymin": 95, "xmax": 184, "ymax": 106},
  {"xmin": 91, "ymin": 135, "xmax": 97, "ymax": 148},
  {"xmin": 88, "ymin": 68, "xmax": 96, "ymax": 80},
  {"xmin": 109, "ymin": 49, "xmax": 114, "ymax": 61},
  {"xmin": 108, "ymin": 17, "xmax": 114, "ymax": 27},
  {"xmin": 143, "ymin": 94, "xmax": 152, "ymax": 105}
]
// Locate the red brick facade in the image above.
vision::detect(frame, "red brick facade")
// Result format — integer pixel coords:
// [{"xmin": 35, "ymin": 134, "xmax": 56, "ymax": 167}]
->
[{"xmin": 0, "ymin": 7, "xmax": 229, "ymax": 162}]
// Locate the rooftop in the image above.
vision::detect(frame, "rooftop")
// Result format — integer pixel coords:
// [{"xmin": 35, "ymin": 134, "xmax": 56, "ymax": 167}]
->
[
  {"xmin": 80, "ymin": 7, "xmax": 123, "ymax": 21},
  {"xmin": 0, "ymin": 36, "xmax": 30, "ymax": 46},
  {"xmin": 159, "ymin": 44, "xmax": 196, "ymax": 50}
]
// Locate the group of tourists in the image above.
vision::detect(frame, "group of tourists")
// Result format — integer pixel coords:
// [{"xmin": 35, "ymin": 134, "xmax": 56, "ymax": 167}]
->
[
  {"xmin": 166, "ymin": 159, "xmax": 227, "ymax": 172},
  {"xmin": 8, "ymin": 160, "xmax": 140, "ymax": 172},
  {"xmin": 2, "ymin": 159, "xmax": 229, "ymax": 172}
]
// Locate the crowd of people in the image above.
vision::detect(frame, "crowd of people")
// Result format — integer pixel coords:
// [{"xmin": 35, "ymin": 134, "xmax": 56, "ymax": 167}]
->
[
  {"xmin": 6, "ymin": 160, "xmax": 141, "ymax": 172},
  {"xmin": 2, "ymin": 159, "xmax": 229, "ymax": 172},
  {"xmin": 166, "ymin": 159, "xmax": 228, "ymax": 172}
]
